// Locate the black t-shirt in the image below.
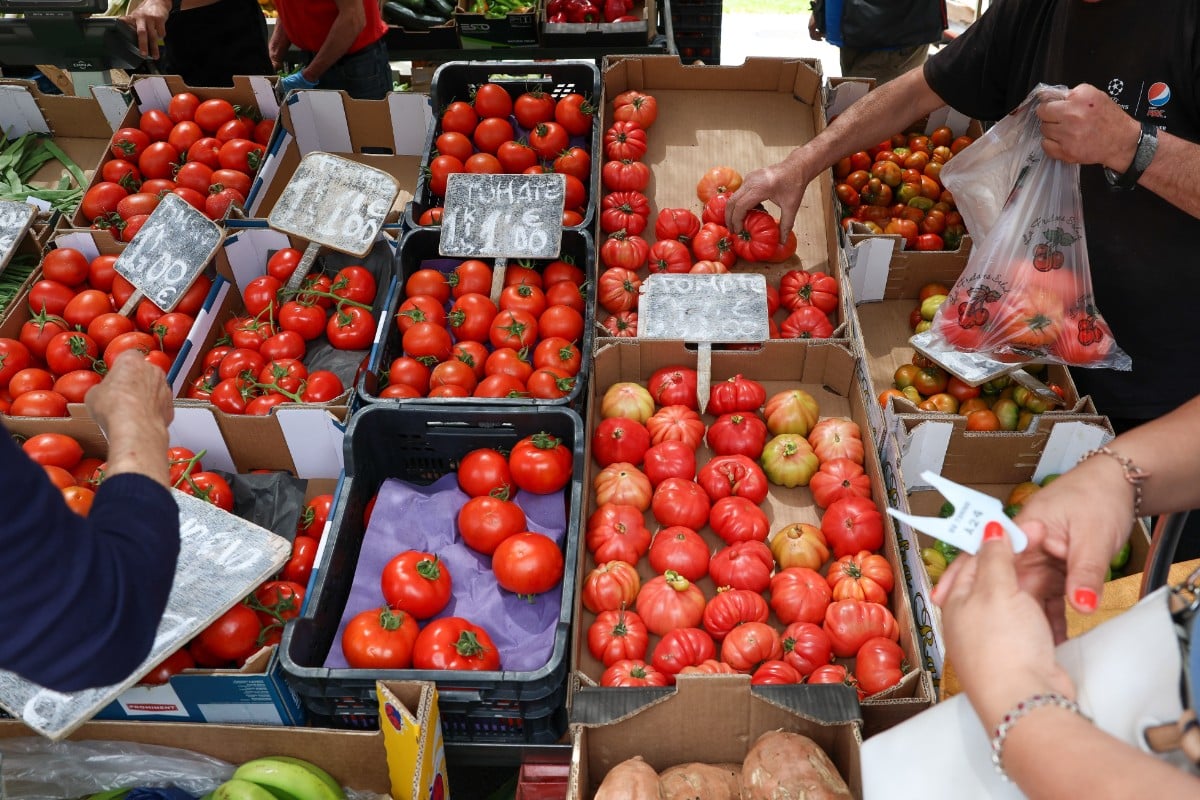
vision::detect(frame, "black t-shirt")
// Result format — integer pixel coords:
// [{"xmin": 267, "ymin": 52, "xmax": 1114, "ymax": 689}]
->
[{"xmin": 924, "ymin": 0, "xmax": 1200, "ymax": 420}]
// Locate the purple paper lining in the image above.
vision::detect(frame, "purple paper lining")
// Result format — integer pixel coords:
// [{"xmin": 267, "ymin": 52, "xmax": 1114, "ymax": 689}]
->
[{"xmin": 324, "ymin": 473, "xmax": 567, "ymax": 672}]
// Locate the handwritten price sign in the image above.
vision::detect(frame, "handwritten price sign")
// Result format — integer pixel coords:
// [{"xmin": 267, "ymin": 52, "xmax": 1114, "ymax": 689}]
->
[
  {"xmin": 440, "ymin": 173, "xmax": 565, "ymax": 260},
  {"xmin": 113, "ymin": 193, "xmax": 223, "ymax": 312}
]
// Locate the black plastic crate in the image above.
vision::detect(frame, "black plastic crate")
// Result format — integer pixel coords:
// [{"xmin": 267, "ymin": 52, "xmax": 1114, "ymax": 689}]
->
[
  {"xmin": 278, "ymin": 403, "xmax": 585, "ymax": 744},
  {"xmin": 670, "ymin": 0, "xmax": 721, "ymax": 26},
  {"xmin": 673, "ymin": 31, "xmax": 721, "ymax": 63},
  {"xmin": 358, "ymin": 226, "xmax": 595, "ymax": 408},
  {"xmin": 405, "ymin": 60, "xmax": 602, "ymax": 233}
]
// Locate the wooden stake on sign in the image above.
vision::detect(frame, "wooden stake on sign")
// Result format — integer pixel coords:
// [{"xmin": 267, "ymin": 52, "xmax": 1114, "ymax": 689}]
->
[
  {"xmin": 908, "ymin": 330, "xmax": 1063, "ymax": 405},
  {"xmin": 639, "ymin": 273, "xmax": 771, "ymax": 413},
  {"xmin": 267, "ymin": 152, "xmax": 401, "ymax": 292}
]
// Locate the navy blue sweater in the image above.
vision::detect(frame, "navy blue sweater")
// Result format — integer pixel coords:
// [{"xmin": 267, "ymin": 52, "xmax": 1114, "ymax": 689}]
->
[{"xmin": 1, "ymin": 433, "xmax": 180, "ymax": 691}]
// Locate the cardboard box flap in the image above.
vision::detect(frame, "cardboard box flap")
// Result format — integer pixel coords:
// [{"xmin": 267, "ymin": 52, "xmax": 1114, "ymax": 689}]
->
[
  {"xmin": 90, "ymin": 84, "xmax": 128, "ymax": 132},
  {"xmin": 169, "ymin": 405, "xmax": 238, "ymax": 474},
  {"xmin": 131, "ymin": 74, "xmax": 279, "ymax": 122},
  {"xmin": 388, "ymin": 92, "xmax": 433, "ymax": 156},
  {"xmin": 897, "ymin": 419, "xmax": 954, "ymax": 491},
  {"xmin": 0, "ymin": 82, "xmax": 50, "ymax": 136},
  {"xmin": 604, "ymin": 55, "xmax": 823, "ymax": 102},
  {"xmin": 850, "ymin": 235, "xmax": 975, "ymax": 305},
  {"xmin": 1032, "ymin": 420, "xmax": 1113, "ymax": 483},
  {"xmin": 377, "ymin": 680, "xmax": 447, "ymax": 800},
  {"xmin": 571, "ymin": 678, "xmax": 861, "ymax": 726}
]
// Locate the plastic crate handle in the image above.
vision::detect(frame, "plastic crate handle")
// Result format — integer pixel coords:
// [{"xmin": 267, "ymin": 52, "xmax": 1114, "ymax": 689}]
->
[{"xmin": 436, "ymin": 688, "xmax": 484, "ymax": 704}]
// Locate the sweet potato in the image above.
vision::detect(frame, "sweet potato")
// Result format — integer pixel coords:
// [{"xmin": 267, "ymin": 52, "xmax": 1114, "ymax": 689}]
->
[
  {"xmin": 659, "ymin": 762, "xmax": 742, "ymax": 800},
  {"xmin": 595, "ymin": 755, "xmax": 663, "ymax": 799},
  {"xmin": 741, "ymin": 730, "xmax": 852, "ymax": 800}
]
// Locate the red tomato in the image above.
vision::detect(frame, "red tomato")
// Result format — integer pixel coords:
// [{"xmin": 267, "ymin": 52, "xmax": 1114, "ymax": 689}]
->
[
  {"xmin": 635, "ymin": 571, "xmax": 706, "ymax": 636},
  {"xmin": 10, "ymin": 389, "xmax": 69, "ymax": 417},
  {"xmin": 719, "ymin": 621, "xmax": 782, "ymax": 673},
  {"xmin": 590, "ymin": 416, "xmax": 651, "ymax": 468},
  {"xmin": 53, "ymin": 369, "xmax": 103, "ymax": 403},
  {"xmin": 769, "ymin": 567, "xmax": 833, "ymax": 625},
  {"xmin": 281, "ymin": 535, "xmax": 319, "ymax": 585},
  {"xmin": 22, "ymin": 432, "xmax": 84, "ymax": 469},
  {"xmin": 493, "ymin": 532, "xmax": 564, "ymax": 597},
  {"xmin": 585, "ymin": 503, "xmax": 651, "ymax": 564},
  {"xmin": 650, "ymin": 476, "xmax": 711, "ymax": 530},
  {"xmin": 178, "ymin": 470, "xmax": 235, "ymax": 511},
  {"xmin": 588, "ymin": 609, "xmax": 649, "ymax": 667},
  {"xmin": 41, "ymin": 248, "xmax": 90, "ymax": 286},
  {"xmin": 509, "ymin": 431, "xmax": 572, "ymax": 494},
  {"xmin": 45, "ymin": 331, "xmax": 99, "ymax": 375},
  {"xmin": 167, "ymin": 92, "xmax": 200, "ymax": 123},
  {"xmin": 296, "ymin": 493, "xmax": 334, "ymax": 540},
  {"xmin": 710, "ymin": 540, "xmax": 775, "ymax": 594},
  {"xmin": 780, "ymin": 622, "xmax": 834, "ymax": 677},
  {"xmin": 218, "ymin": 138, "xmax": 265, "ymax": 173},
  {"xmin": 194, "ymin": 98, "xmax": 236, "ymax": 134},
  {"xmin": 341, "ymin": 607, "xmax": 420, "ymax": 669},
  {"xmin": 167, "ymin": 120, "xmax": 203, "ymax": 153},
  {"xmin": 300, "ymin": 370, "xmax": 344, "ymax": 403},
  {"xmin": 823, "ymin": 598, "xmax": 900, "ymax": 658},
  {"xmin": 110, "ymin": 127, "xmax": 150, "ymax": 160},
  {"xmin": 456, "ymin": 494, "xmax": 526, "ymax": 555},
  {"xmin": 412, "ymin": 616, "xmax": 501, "ymax": 671},
  {"xmin": 440, "ymin": 101, "xmax": 478, "ymax": 136},
  {"xmin": 641, "ymin": 440, "xmax": 696, "ymax": 487},
  {"xmin": 708, "ymin": 495, "xmax": 770, "ymax": 545},
  {"xmin": 137, "ymin": 648, "xmax": 195, "ymax": 685},
  {"xmin": 138, "ymin": 141, "xmax": 180, "ymax": 180},
  {"xmin": 701, "ymin": 588, "xmax": 770, "ymax": 641},
  {"xmin": 80, "ymin": 181, "xmax": 128, "ymax": 222},
  {"xmin": 696, "ymin": 454, "xmax": 769, "ymax": 504},
  {"xmin": 705, "ymin": 412, "xmax": 769, "ymax": 459},
  {"xmin": 855, "ymin": 636, "xmax": 908, "ymax": 695},
  {"xmin": 809, "ymin": 458, "xmax": 872, "ymax": 510},
  {"xmin": 652, "ymin": 627, "xmax": 716, "ymax": 676},
  {"xmin": 820, "ymin": 495, "xmax": 884, "ymax": 559},
  {"xmin": 601, "ymin": 658, "xmax": 670, "ymax": 687},
  {"xmin": 193, "ymin": 603, "xmax": 260, "ymax": 663},
  {"xmin": 381, "ymin": 550, "xmax": 452, "ymax": 619},
  {"xmin": 513, "ymin": 90, "xmax": 556, "ymax": 129}
]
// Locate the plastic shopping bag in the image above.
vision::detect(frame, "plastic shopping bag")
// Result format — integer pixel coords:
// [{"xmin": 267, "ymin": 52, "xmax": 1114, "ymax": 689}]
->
[{"xmin": 926, "ymin": 84, "xmax": 1131, "ymax": 370}]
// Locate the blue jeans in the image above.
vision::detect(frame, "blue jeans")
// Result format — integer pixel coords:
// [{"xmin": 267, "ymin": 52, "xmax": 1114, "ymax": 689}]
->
[{"xmin": 304, "ymin": 38, "xmax": 392, "ymax": 99}]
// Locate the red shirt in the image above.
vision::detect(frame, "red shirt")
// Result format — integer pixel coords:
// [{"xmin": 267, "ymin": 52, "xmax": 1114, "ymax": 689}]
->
[{"xmin": 279, "ymin": 0, "xmax": 387, "ymax": 55}]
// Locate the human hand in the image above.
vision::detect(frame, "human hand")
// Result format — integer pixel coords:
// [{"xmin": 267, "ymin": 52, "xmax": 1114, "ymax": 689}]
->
[
  {"xmin": 86, "ymin": 351, "xmax": 173, "ymax": 485},
  {"xmin": 120, "ymin": 0, "xmax": 170, "ymax": 60},
  {"xmin": 278, "ymin": 70, "xmax": 319, "ymax": 95},
  {"xmin": 1036, "ymin": 83, "xmax": 1141, "ymax": 171},
  {"xmin": 725, "ymin": 154, "xmax": 814, "ymax": 239},
  {"xmin": 935, "ymin": 523, "xmax": 1076, "ymax": 731},
  {"xmin": 808, "ymin": 14, "xmax": 824, "ymax": 41},
  {"xmin": 269, "ymin": 24, "xmax": 291, "ymax": 71}
]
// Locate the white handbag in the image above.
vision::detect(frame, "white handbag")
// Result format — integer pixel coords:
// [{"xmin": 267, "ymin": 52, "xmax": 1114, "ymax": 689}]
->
[{"xmin": 862, "ymin": 512, "xmax": 1200, "ymax": 799}]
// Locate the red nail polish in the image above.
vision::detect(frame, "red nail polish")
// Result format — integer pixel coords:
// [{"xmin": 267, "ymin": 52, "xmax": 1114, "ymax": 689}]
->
[
  {"xmin": 1073, "ymin": 587, "xmax": 1098, "ymax": 611},
  {"xmin": 983, "ymin": 521, "xmax": 1004, "ymax": 541}
]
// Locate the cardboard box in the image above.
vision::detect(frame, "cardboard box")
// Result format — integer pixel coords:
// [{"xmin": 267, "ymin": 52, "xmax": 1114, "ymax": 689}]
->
[
  {"xmin": 542, "ymin": 0, "xmax": 657, "ymax": 46},
  {"xmin": 569, "ymin": 674, "xmax": 863, "ymax": 799},
  {"xmin": 245, "ymin": 89, "xmax": 432, "ymax": 224},
  {"xmin": 0, "ymin": 79, "xmax": 116, "ymax": 240},
  {"xmin": 847, "ymin": 244, "xmax": 1093, "ymax": 445},
  {"xmin": 457, "ymin": 1, "xmax": 540, "ymax": 47},
  {"xmin": 571, "ymin": 340, "xmax": 934, "ymax": 737},
  {"xmin": 0, "ymin": 225, "xmax": 46, "ymax": 328},
  {"xmin": 378, "ymin": 680, "xmax": 450, "ymax": 800},
  {"xmin": 69, "ymin": 74, "xmax": 279, "ymax": 229},
  {"xmin": 879, "ymin": 412, "xmax": 1151, "ymax": 681},
  {"xmin": 596, "ymin": 56, "xmax": 852, "ymax": 342},
  {"xmin": 0, "ymin": 716, "xmax": 392, "ymax": 794}
]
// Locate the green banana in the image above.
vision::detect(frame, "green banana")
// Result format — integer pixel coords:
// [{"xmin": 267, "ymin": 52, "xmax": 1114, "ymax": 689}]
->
[
  {"xmin": 232, "ymin": 757, "xmax": 346, "ymax": 800},
  {"xmin": 213, "ymin": 779, "xmax": 279, "ymax": 800},
  {"xmin": 260, "ymin": 756, "xmax": 344, "ymax": 799}
]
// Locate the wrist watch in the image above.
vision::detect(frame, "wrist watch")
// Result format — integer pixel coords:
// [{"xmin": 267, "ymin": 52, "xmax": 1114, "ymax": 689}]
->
[{"xmin": 1105, "ymin": 121, "xmax": 1159, "ymax": 191}]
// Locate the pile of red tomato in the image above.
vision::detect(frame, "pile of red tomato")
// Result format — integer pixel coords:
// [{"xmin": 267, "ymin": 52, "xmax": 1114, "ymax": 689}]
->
[
  {"xmin": 340, "ymin": 432, "xmax": 573, "ymax": 671},
  {"xmin": 416, "ymin": 82, "xmax": 595, "ymax": 227},
  {"xmin": 380, "ymin": 255, "xmax": 586, "ymax": 400},
  {"xmin": 140, "ymin": 492, "xmax": 331, "ymax": 684},
  {"xmin": 0, "ymin": 246, "xmax": 213, "ymax": 417},
  {"xmin": 580, "ymin": 368, "xmax": 907, "ymax": 697},
  {"xmin": 183, "ymin": 248, "xmax": 384, "ymax": 415},
  {"xmin": 833, "ymin": 127, "xmax": 974, "ymax": 251},
  {"xmin": 82, "ymin": 91, "xmax": 272, "ymax": 231}
]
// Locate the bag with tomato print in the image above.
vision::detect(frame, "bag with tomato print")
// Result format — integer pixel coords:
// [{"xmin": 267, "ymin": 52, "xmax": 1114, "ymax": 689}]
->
[{"xmin": 926, "ymin": 84, "xmax": 1131, "ymax": 371}]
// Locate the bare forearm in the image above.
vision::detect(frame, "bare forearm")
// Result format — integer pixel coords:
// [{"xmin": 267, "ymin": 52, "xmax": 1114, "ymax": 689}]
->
[
  {"xmin": 1002, "ymin": 709, "xmax": 1200, "ymax": 798},
  {"xmin": 104, "ymin": 419, "xmax": 169, "ymax": 487},
  {"xmin": 1135, "ymin": 130, "xmax": 1200, "ymax": 219},
  {"xmin": 1096, "ymin": 394, "xmax": 1200, "ymax": 516},
  {"xmin": 788, "ymin": 69, "xmax": 946, "ymax": 177}
]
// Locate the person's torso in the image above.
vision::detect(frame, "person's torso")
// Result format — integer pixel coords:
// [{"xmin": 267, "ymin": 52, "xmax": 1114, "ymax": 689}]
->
[{"xmin": 277, "ymin": 0, "xmax": 387, "ymax": 54}]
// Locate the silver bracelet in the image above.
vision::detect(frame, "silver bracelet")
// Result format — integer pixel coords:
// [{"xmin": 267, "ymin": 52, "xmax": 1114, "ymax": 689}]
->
[
  {"xmin": 1077, "ymin": 445, "xmax": 1151, "ymax": 519},
  {"xmin": 991, "ymin": 692, "xmax": 1090, "ymax": 780}
]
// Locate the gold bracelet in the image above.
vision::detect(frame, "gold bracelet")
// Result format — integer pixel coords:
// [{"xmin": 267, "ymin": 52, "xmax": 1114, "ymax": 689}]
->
[
  {"xmin": 991, "ymin": 692, "xmax": 1090, "ymax": 780},
  {"xmin": 1077, "ymin": 445, "xmax": 1151, "ymax": 519}
]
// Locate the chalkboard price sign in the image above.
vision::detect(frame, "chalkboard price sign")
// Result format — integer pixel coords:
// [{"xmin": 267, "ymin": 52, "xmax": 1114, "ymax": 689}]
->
[
  {"xmin": 440, "ymin": 172, "xmax": 565, "ymax": 260},
  {"xmin": 639, "ymin": 273, "xmax": 770, "ymax": 343},
  {"xmin": 113, "ymin": 192, "xmax": 223, "ymax": 312},
  {"xmin": 268, "ymin": 152, "xmax": 399, "ymax": 258},
  {"xmin": 0, "ymin": 199, "xmax": 34, "ymax": 274}
]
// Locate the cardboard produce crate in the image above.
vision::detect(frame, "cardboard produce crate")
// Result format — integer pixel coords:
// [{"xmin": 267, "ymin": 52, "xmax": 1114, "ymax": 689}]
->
[
  {"xmin": 879, "ymin": 412, "xmax": 1151, "ymax": 681},
  {"xmin": 0, "ymin": 684, "xmax": 447, "ymax": 796},
  {"xmin": 0, "ymin": 225, "xmax": 45, "ymax": 328},
  {"xmin": 0, "ymin": 79, "xmax": 115, "ymax": 241},
  {"xmin": 569, "ymin": 675, "xmax": 862, "ymax": 799},
  {"xmin": 246, "ymin": 89, "xmax": 432, "ymax": 226},
  {"xmin": 456, "ymin": 1, "xmax": 540, "ymax": 48},
  {"xmin": 847, "ymin": 243, "xmax": 1093, "ymax": 446},
  {"xmin": 279, "ymin": 403, "xmax": 584, "ymax": 743},
  {"xmin": 542, "ymin": 0, "xmax": 657, "ymax": 46},
  {"xmin": 571, "ymin": 340, "xmax": 934, "ymax": 737},
  {"xmin": 595, "ymin": 56, "xmax": 852, "ymax": 343},
  {"xmin": 68, "ymin": 74, "xmax": 279, "ymax": 229}
]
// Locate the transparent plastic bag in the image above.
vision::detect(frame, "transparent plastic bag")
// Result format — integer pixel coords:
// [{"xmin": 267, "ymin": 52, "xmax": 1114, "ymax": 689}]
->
[{"xmin": 927, "ymin": 84, "xmax": 1131, "ymax": 370}]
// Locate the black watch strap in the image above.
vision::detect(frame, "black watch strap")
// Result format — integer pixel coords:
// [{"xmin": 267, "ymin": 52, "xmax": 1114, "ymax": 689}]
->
[{"xmin": 1105, "ymin": 121, "xmax": 1159, "ymax": 191}]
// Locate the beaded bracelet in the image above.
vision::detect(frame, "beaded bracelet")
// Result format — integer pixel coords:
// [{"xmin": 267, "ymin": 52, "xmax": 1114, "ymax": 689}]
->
[
  {"xmin": 991, "ymin": 692, "xmax": 1090, "ymax": 779},
  {"xmin": 1078, "ymin": 445, "xmax": 1151, "ymax": 519}
]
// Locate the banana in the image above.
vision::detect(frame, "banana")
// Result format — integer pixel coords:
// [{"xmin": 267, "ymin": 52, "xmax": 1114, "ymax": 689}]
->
[
  {"xmin": 232, "ymin": 757, "xmax": 345, "ymax": 800},
  {"xmin": 259, "ymin": 756, "xmax": 344, "ymax": 799},
  {"xmin": 212, "ymin": 779, "xmax": 280, "ymax": 800}
]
